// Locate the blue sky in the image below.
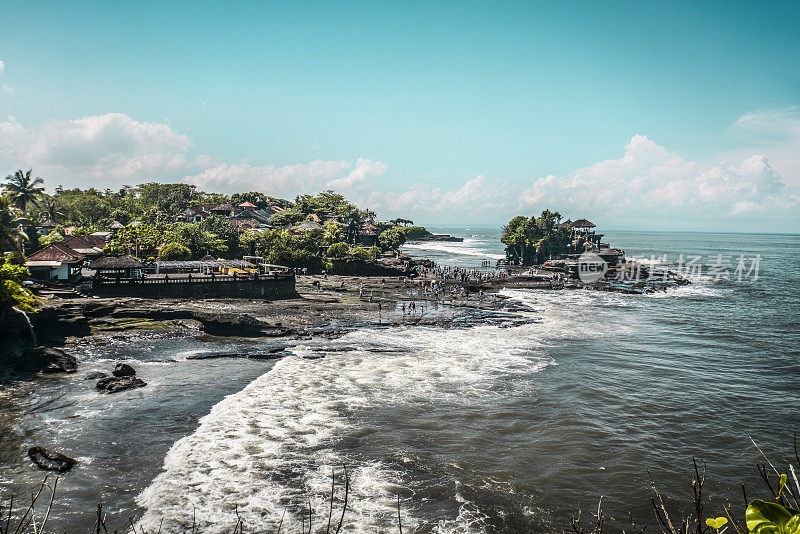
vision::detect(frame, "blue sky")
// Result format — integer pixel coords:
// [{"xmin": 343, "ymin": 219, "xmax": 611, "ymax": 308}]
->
[{"xmin": 1, "ymin": 1, "xmax": 799, "ymax": 231}]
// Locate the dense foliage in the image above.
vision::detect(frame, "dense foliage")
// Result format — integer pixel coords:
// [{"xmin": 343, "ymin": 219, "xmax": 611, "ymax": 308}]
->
[
  {"xmin": 0, "ymin": 256, "xmax": 35, "ymax": 312},
  {"xmin": 501, "ymin": 210, "xmax": 573, "ymax": 265},
  {"xmin": 2, "ymin": 170, "xmax": 425, "ymax": 282}
]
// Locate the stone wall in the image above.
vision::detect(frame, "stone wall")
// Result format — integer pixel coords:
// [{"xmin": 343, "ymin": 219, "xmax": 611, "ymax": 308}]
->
[{"xmin": 91, "ymin": 275, "xmax": 297, "ymax": 299}]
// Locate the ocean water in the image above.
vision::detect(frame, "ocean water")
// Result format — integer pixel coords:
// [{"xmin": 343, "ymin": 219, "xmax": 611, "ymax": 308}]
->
[{"xmin": 1, "ymin": 230, "xmax": 799, "ymax": 532}]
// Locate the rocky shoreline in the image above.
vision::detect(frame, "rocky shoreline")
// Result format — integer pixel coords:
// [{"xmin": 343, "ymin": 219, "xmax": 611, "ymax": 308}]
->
[
  {"xmin": 1, "ymin": 262, "xmax": 689, "ymax": 377},
  {"xmin": 0, "ymin": 274, "xmax": 528, "ymax": 375}
]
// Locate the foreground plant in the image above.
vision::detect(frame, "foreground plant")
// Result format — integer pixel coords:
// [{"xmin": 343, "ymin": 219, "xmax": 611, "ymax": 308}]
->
[{"xmin": 570, "ymin": 435, "xmax": 800, "ymax": 534}]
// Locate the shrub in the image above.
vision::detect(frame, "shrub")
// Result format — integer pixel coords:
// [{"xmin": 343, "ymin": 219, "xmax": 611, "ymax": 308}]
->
[{"xmin": 0, "ymin": 262, "xmax": 35, "ymax": 311}]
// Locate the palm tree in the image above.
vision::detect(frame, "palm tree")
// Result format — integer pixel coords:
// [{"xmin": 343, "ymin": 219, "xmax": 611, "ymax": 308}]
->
[
  {"xmin": 38, "ymin": 197, "xmax": 64, "ymax": 224},
  {"xmin": 0, "ymin": 195, "xmax": 31, "ymax": 253},
  {"xmin": 3, "ymin": 169, "xmax": 45, "ymax": 211}
]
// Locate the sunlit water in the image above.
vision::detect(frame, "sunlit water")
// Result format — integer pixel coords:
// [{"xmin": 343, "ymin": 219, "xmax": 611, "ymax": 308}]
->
[{"xmin": 1, "ymin": 230, "xmax": 798, "ymax": 532}]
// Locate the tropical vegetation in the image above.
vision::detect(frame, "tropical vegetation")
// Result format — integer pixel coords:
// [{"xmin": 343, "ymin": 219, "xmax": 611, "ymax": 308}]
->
[
  {"xmin": 501, "ymin": 210, "xmax": 573, "ymax": 265},
  {"xmin": 1, "ymin": 171, "xmax": 421, "ymax": 276}
]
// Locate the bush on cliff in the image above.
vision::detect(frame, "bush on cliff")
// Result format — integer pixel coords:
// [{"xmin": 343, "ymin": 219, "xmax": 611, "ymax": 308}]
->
[
  {"xmin": 397, "ymin": 226, "xmax": 430, "ymax": 240},
  {"xmin": 0, "ymin": 260, "xmax": 35, "ymax": 312}
]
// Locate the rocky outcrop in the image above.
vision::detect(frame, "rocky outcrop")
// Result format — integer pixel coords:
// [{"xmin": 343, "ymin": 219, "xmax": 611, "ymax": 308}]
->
[
  {"xmin": 327, "ymin": 258, "xmax": 410, "ymax": 277},
  {"xmin": 16, "ymin": 347, "xmax": 78, "ymax": 374},
  {"xmin": 96, "ymin": 376, "xmax": 147, "ymax": 393},
  {"xmin": 29, "ymin": 305, "xmax": 91, "ymax": 344},
  {"xmin": 28, "ymin": 446, "xmax": 77, "ymax": 472},
  {"xmin": 112, "ymin": 363, "xmax": 136, "ymax": 377},
  {"xmin": 197, "ymin": 313, "xmax": 296, "ymax": 337}
]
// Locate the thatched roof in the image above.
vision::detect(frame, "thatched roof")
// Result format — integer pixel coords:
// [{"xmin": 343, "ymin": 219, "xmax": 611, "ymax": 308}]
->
[
  {"xmin": 108, "ymin": 221, "xmax": 124, "ymax": 229},
  {"xmin": 296, "ymin": 221, "xmax": 322, "ymax": 231},
  {"xmin": 572, "ymin": 218, "xmax": 596, "ymax": 228},
  {"xmin": 359, "ymin": 222, "xmax": 380, "ymax": 236},
  {"xmin": 90, "ymin": 255, "xmax": 144, "ymax": 270},
  {"xmin": 200, "ymin": 254, "xmax": 217, "ymax": 261}
]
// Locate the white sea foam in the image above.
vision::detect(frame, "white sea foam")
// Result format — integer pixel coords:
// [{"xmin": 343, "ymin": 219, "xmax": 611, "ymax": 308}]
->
[
  {"xmin": 136, "ymin": 321, "xmax": 556, "ymax": 532},
  {"xmin": 403, "ymin": 239, "xmax": 505, "ymax": 260}
]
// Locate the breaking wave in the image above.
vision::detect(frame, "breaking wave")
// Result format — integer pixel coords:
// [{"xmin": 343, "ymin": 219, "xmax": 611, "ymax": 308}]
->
[{"xmin": 136, "ymin": 321, "xmax": 555, "ymax": 533}]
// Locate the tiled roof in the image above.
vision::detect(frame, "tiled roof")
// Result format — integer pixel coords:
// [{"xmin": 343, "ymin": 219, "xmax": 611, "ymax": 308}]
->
[
  {"xmin": 26, "ymin": 243, "xmax": 85, "ymax": 263},
  {"xmin": 62, "ymin": 235, "xmax": 105, "ymax": 254}
]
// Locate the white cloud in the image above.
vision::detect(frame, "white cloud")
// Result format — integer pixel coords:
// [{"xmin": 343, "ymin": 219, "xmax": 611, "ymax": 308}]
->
[
  {"xmin": 0, "ymin": 113, "xmax": 387, "ymax": 196},
  {"xmin": 0, "ymin": 60, "xmax": 4, "ymax": 75},
  {"xmin": 1, "ymin": 111, "xmax": 797, "ymax": 231},
  {"xmin": 0, "ymin": 113, "xmax": 203, "ymax": 186},
  {"xmin": 364, "ymin": 175, "xmax": 515, "ymax": 224},
  {"xmin": 363, "ymin": 134, "xmax": 799, "ymax": 230},
  {"xmin": 517, "ymin": 135, "xmax": 799, "ymax": 230},
  {"xmin": 182, "ymin": 157, "xmax": 388, "ymax": 196},
  {"xmin": 725, "ymin": 107, "xmax": 800, "ymax": 187}
]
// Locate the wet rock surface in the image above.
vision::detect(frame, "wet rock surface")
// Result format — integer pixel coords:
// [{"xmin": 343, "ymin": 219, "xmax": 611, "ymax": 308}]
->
[
  {"xmin": 28, "ymin": 446, "xmax": 77, "ymax": 472},
  {"xmin": 96, "ymin": 376, "xmax": 147, "ymax": 393},
  {"xmin": 112, "ymin": 362, "xmax": 136, "ymax": 377},
  {"xmin": 17, "ymin": 347, "xmax": 78, "ymax": 374}
]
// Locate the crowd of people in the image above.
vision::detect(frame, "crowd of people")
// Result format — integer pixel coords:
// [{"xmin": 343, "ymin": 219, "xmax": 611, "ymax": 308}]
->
[{"xmin": 414, "ymin": 264, "xmax": 508, "ymax": 284}]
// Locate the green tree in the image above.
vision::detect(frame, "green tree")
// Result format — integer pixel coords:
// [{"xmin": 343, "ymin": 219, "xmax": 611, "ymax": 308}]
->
[
  {"xmin": 55, "ymin": 188, "xmax": 113, "ymax": 226},
  {"xmin": 37, "ymin": 197, "xmax": 64, "ymax": 224},
  {"xmin": 3, "ymin": 170, "xmax": 45, "ymax": 211},
  {"xmin": 159, "ymin": 242, "xmax": 191, "ymax": 260},
  {"xmin": 230, "ymin": 192, "xmax": 291, "ymax": 210},
  {"xmin": 0, "ymin": 195, "xmax": 30, "ymax": 253},
  {"xmin": 39, "ymin": 228, "xmax": 66, "ymax": 246},
  {"xmin": 164, "ymin": 223, "xmax": 227, "ymax": 258},
  {"xmin": 134, "ymin": 183, "xmax": 201, "ymax": 218},
  {"xmin": 200, "ymin": 216, "xmax": 240, "ymax": 258},
  {"xmin": 268, "ymin": 208, "xmax": 306, "ymax": 227},
  {"xmin": 501, "ymin": 210, "xmax": 571, "ymax": 265},
  {"xmin": 326, "ymin": 242, "xmax": 351, "ymax": 258},
  {"xmin": 378, "ymin": 227, "xmax": 406, "ymax": 251}
]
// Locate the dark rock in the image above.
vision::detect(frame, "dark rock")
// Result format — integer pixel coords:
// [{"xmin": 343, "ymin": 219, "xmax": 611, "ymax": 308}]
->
[
  {"xmin": 85, "ymin": 371, "xmax": 108, "ymax": 380},
  {"xmin": 248, "ymin": 352, "xmax": 289, "ymax": 361},
  {"xmin": 112, "ymin": 362, "xmax": 136, "ymax": 377},
  {"xmin": 18, "ymin": 347, "xmax": 78, "ymax": 374},
  {"xmin": 96, "ymin": 376, "xmax": 147, "ymax": 393},
  {"xmin": 28, "ymin": 446, "xmax": 77, "ymax": 473},
  {"xmin": 198, "ymin": 313, "xmax": 294, "ymax": 337},
  {"xmin": 186, "ymin": 352, "xmax": 248, "ymax": 360}
]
